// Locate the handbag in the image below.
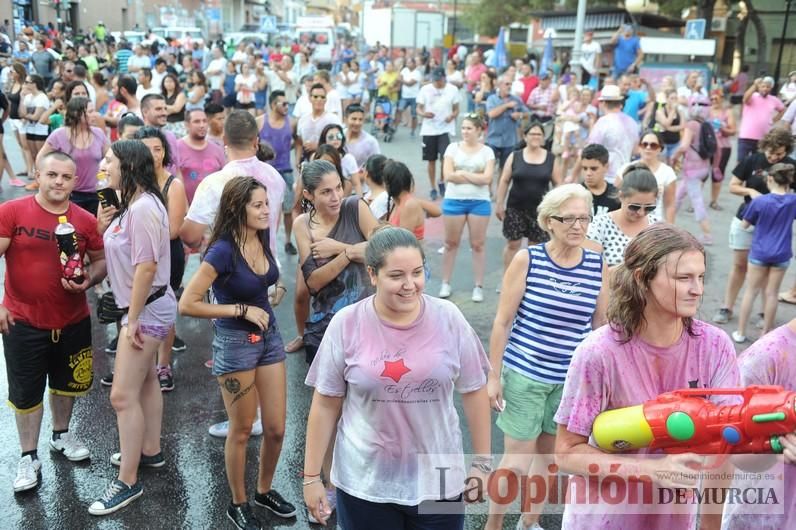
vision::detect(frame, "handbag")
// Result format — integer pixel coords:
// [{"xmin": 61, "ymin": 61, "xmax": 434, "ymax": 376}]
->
[{"xmin": 97, "ymin": 291, "xmax": 125, "ymax": 324}]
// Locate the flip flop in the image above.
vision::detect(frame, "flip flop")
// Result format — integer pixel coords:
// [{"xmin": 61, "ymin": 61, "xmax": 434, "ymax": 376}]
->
[{"xmin": 778, "ymin": 292, "xmax": 796, "ymax": 305}]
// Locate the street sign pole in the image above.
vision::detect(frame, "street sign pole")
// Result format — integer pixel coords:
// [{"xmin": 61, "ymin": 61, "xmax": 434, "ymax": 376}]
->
[{"xmin": 571, "ymin": 0, "xmax": 586, "ymax": 83}]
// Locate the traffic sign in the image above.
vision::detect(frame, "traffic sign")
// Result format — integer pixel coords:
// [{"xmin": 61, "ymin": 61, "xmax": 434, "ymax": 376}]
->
[
  {"xmin": 260, "ymin": 15, "xmax": 277, "ymax": 33},
  {"xmin": 685, "ymin": 19, "xmax": 706, "ymax": 40}
]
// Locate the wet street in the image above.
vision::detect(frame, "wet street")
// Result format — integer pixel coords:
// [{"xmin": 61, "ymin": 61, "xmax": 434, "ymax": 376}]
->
[{"xmin": 0, "ymin": 121, "xmax": 794, "ymax": 530}]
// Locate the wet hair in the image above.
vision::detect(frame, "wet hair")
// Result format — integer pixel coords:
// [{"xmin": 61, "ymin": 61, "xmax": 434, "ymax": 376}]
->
[
  {"xmin": 118, "ymin": 113, "xmax": 144, "ymax": 138},
  {"xmin": 608, "ymin": 224, "xmax": 704, "ymax": 344},
  {"xmin": 117, "ymin": 75, "xmax": 138, "ymax": 99},
  {"xmin": 345, "ymin": 103, "xmax": 365, "ymax": 117},
  {"xmin": 766, "ymin": 163, "xmax": 795, "ymax": 187},
  {"xmin": 161, "ymin": 73, "xmax": 181, "ymax": 96},
  {"xmin": 64, "ymin": 96, "xmax": 90, "ymax": 130},
  {"xmin": 134, "ymin": 126, "xmax": 173, "ymax": 169},
  {"xmin": 141, "ymin": 93, "xmax": 165, "ymax": 112},
  {"xmin": 28, "ymin": 74, "xmax": 45, "ymax": 92},
  {"xmin": 364, "ymin": 154, "xmax": 388, "ymax": 186},
  {"xmin": 319, "ymin": 123, "xmax": 347, "ymax": 153},
  {"xmin": 110, "ymin": 139, "xmax": 166, "ymax": 220},
  {"xmin": 64, "ymin": 80, "xmax": 89, "ymax": 102},
  {"xmin": 301, "ymin": 159, "xmax": 341, "ymax": 221},
  {"xmin": 257, "ymin": 141, "xmax": 275, "ymax": 162},
  {"xmin": 207, "ymin": 176, "xmax": 273, "ymax": 275},
  {"xmin": 365, "ymin": 225, "xmax": 425, "ymax": 275},
  {"xmin": 312, "ymin": 144, "xmax": 344, "ymax": 177},
  {"xmin": 536, "ymin": 183, "xmax": 593, "ymax": 235},
  {"xmin": 204, "ymin": 102, "xmax": 223, "ymax": 116},
  {"xmin": 224, "ymin": 110, "xmax": 258, "ymax": 149},
  {"xmin": 620, "ymin": 163, "xmax": 659, "ymax": 197},
  {"xmin": 269, "ymin": 89, "xmax": 285, "ymax": 106},
  {"xmin": 759, "ymin": 127, "xmax": 794, "ymax": 155},
  {"xmin": 581, "ymin": 144, "xmax": 609, "ymax": 165},
  {"xmin": 383, "ymin": 160, "xmax": 414, "ymax": 218}
]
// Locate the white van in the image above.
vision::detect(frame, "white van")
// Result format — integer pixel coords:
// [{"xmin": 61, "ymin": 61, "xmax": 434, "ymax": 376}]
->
[{"xmin": 151, "ymin": 27, "xmax": 205, "ymax": 48}]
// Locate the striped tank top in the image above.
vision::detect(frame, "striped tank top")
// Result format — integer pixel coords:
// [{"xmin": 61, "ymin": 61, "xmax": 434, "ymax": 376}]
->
[{"xmin": 503, "ymin": 243, "xmax": 603, "ymax": 384}]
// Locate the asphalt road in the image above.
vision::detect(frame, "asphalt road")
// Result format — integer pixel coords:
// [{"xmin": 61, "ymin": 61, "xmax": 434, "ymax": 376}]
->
[{"xmin": 0, "ymin": 119, "xmax": 794, "ymax": 530}]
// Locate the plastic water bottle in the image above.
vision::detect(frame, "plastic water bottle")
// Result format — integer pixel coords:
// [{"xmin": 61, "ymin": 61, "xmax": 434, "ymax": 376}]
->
[
  {"xmin": 96, "ymin": 171, "xmax": 119, "ymax": 209},
  {"xmin": 55, "ymin": 216, "xmax": 85, "ymax": 284}
]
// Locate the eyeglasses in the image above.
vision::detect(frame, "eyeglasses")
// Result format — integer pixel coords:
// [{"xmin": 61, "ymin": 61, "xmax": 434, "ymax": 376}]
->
[
  {"xmin": 311, "ymin": 94, "xmax": 326, "ymax": 100},
  {"xmin": 640, "ymin": 141, "xmax": 661, "ymax": 150},
  {"xmin": 326, "ymin": 133, "xmax": 344, "ymax": 141},
  {"xmin": 551, "ymin": 215, "xmax": 592, "ymax": 226},
  {"xmin": 627, "ymin": 203, "xmax": 657, "ymax": 214}
]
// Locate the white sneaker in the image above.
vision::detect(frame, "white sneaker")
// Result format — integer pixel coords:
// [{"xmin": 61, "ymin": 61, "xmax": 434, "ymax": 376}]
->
[
  {"xmin": 516, "ymin": 517, "xmax": 545, "ymax": 530},
  {"xmin": 438, "ymin": 282, "xmax": 452, "ymax": 299},
  {"xmin": 731, "ymin": 331, "xmax": 747, "ymax": 344},
  {"xmin": 13, "ymin": 455, "xmax": 41, "ymax": 492},
  {"xmin": 49, "ymin": 432, "xmax": 90, "ymax": 461},
  {"xmin": 208, "ymin": 418, "xmax": 263, "ymax": 438},
  {"xmin": 472, "ymin": 286, "xmax": 484, "ymax": 302}
]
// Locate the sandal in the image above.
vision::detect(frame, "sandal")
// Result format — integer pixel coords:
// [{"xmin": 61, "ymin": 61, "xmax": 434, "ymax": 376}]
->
[
  {"xmin": 284, "ymin": 336, "xmax": 304, "ymax": 353},
  {"xmin": 709, "ymin": 201, "xmax": 723, "ymax": 211},
  {"xmin": 778, "ymin": 291, "xmax": 796, "ymax": 305}
]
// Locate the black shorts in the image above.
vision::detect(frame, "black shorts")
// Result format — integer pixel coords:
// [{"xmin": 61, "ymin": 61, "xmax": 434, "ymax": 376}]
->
[
  {"xmin": 502, "ymin": 207, "xmax": 550, "ymax": 243},
  {"xmin": 713, "ymin": 147, "xmax": 732, "ymax": 183},
  {"xmin": 422, "ymin": 133, "xmax": 450, "ymax": 161},
  {"xmin": 3, "ymin": 316, "xmax": 93, "ymax": 412},
  {"xmin": 25, "ymin": 133, "xmax": 48, "ymax": 142},
  {"xmin": 236, "ymin": 102, "xmax": 255, "ymax": 110}
]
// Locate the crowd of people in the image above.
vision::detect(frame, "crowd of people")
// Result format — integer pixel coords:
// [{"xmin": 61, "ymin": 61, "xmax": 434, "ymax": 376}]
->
[{"xmin": 1, "ymin": 20, "xmax": 796, "ymax": 530}]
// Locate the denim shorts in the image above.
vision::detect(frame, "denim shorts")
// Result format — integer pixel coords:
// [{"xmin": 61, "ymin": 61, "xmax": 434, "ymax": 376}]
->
[
  {"xmin": 441, "ymin": 198, "xmax": 491, "ymax": 217},
  {"xmin": 398, "ymin": 97, "xmax": 417, "ymax": 117},
  {"xmin": 728, "ymin": 216, "xmax": 754, "ymax": 251},
  {"xmin": 211, "ymin": 324, "xmax": 285, "ymax": 376},
  {"xmin": 749, "ymin": 258, "xmax": 791, "ymax": 269}
]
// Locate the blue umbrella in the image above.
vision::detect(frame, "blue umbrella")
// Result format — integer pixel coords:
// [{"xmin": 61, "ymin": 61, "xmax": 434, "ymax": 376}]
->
[
  {"xmin": 539, "ymin": 31, "xmax": 554, "ymax": 76},
  {"xmin": 492, "ymin": 26, "xmax": 507, "ymax": 70}
]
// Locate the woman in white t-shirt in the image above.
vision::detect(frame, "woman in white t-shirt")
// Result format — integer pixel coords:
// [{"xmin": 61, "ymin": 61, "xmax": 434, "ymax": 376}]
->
[
  {"xmin": 618, "ymin": 131, "xmax": 677, "ymax": 223},
  {"xmin": 234, "ymin": 64, "xmax": 259, "ymax": 115},
  {"xmin": 439, "ymin": 114, "xmax": 495, "ymax": 302},
  {"xmin": 21, "ymin": 74, "xmax": 51, "ymax": 166}
]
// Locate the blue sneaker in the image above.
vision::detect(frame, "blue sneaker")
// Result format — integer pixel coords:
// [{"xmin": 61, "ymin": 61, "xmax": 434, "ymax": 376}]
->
[{"xmin": 88, "ymin": 479, "xmax": 143, "ymax": 516}]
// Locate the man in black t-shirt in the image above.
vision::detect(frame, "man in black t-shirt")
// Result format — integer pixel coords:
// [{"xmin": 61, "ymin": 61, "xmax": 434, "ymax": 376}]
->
[
  {"xmin": 713, "ymin": 127, "xmax": 795, "ymax": 323},
  {"xmin": 580, "ymin": 144, "xmax": 621, "ymax": 216}
]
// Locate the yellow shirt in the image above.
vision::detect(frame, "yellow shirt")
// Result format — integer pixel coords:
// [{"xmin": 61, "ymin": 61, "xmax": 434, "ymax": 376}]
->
[{"xmin": 377, "ymin": 71, "xmax": 399, "ymax": 101}]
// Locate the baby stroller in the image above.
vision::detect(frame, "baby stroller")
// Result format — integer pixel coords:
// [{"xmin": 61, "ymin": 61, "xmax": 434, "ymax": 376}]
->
[{"xmin": 371, "ymin": 96, "xmax": 395, "ymax": 142}]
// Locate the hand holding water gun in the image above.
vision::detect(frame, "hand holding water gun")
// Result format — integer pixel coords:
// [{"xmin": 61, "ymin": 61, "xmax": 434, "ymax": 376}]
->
[{"xmin": 593, "ymin": 386, "xmax": 796, "ymax": 455}]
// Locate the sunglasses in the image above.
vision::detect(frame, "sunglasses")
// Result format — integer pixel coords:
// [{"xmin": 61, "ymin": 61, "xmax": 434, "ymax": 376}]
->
[
  {"xmin": 627, "ymin": 203, "xmax": 657, "ymax": 214},
  {"xmin": 640, "ymin": 141, "xmax": 661, "ymax": 150},
  {"xmin": 311, "ymin": 94, "xmax": 326, "ymax": 100},
  {"xmin": 326, "ymin": 133, "xmax": 344, "ymax": 141}
]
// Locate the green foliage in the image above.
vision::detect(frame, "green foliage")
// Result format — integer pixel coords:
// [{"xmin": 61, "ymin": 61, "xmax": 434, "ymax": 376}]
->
[
  {"xmin": 656, "ymin": 0, "xmax": 694, "ymax": 19},
  {"xmin": 462, "ymin": 0, "xmax": 554, "ymax": 37}
]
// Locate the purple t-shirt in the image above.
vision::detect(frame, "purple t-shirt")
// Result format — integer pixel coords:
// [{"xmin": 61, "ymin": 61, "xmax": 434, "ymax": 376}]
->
[
  {"xmin": 305, "ymin": 294, "xmax": 490, "ymax": 505},
  {"xmin": 554, "ymin": 321, "xmax": 741, "ymax": 529},
  {"xmin": 46, "ymin": 126, "xmax": 109, "ymax": 193},
  {"xmin": 203, "ymin": 235, "xmax": 278, "ymax": 331},
  {"xmin": 743, "ymin": 193, "xmax": 796, "ymax": 264},
  {"xmin": 346, "ymin": 131, "xmax": 381, "ymax": 168},
  {"xmin": 724, "ymin": 324, "xmax": 796, "ymax": 530},
  {"xmin": 175, "ymin": 139, "xmax": 225, "ymax": 204},
  {"xmin": 103, "ymin": 193, "xmax": 176, "ymax": 328}
]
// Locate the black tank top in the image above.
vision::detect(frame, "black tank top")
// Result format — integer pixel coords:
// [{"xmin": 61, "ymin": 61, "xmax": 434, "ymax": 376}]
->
[
  {"xmin": 8, "ymin": 87, "xmax": 21, "ymax": 120},
  {"xmin": 507, "ymin": 148, "xmax": 554, "ymax": 210},
  {"xmin": 661, "ymin": 108, "xmax": 681, "ymax": 145},
  {"xmin": 165, "ymin": 93, "xmax": 182, "ymax": 123}
]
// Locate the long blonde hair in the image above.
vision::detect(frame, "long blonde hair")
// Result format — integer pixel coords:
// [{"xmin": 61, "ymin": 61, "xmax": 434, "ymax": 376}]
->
[{"xmin": 607, "ymin": 224, "xmax": 704, "ymax": 343}]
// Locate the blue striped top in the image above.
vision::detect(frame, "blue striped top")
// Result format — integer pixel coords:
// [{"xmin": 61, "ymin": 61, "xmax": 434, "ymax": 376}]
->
[{"xmin": 504, "ymin": 244, "xmax": 603, "ymax": 384}]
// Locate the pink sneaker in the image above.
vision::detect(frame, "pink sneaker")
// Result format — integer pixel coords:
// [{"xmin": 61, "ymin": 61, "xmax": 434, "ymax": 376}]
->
[{"xmin": 9, "ymin": 177, "xmax": 25, "ymax": 187}]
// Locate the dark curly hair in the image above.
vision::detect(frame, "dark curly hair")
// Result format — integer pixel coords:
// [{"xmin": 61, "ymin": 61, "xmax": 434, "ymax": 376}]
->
[{"xmin": 133, "ymin": 126, "xmax": 173, "ymax": 169}]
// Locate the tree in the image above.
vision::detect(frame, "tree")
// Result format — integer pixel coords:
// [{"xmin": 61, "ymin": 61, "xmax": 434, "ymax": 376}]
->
[{"xmin": 462, "ymin": 0, "xmax": 552, "ymax": 37}]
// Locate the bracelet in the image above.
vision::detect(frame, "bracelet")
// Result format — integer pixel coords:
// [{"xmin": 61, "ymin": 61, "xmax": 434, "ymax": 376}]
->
[
  {"xmin": 277, "ymin": 285, "xmax": 287, "ymax": 292},
  {"xmin": 302, "ymin": 478, "xmax": 323, "ymax": 487},
  {"xmin": 471, "ymin": 462, "xmax": 493, "ymax": 473}
]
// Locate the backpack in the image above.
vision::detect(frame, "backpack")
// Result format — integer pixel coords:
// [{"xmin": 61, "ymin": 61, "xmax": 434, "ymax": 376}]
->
[{"xmin": 693, "ymin": 118, "xmax": 717, "ymax": 160}]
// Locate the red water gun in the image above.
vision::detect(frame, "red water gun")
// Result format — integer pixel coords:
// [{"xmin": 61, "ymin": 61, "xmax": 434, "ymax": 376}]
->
[{"xmin": 592, "ymin": 385, "xmax": 796, "ymax": 454}]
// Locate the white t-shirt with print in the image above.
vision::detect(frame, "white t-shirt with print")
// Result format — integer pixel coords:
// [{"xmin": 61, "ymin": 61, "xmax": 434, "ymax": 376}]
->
[{"xmin": 416, "ymin": 83, "xmax": 460, "ymax": 137}]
